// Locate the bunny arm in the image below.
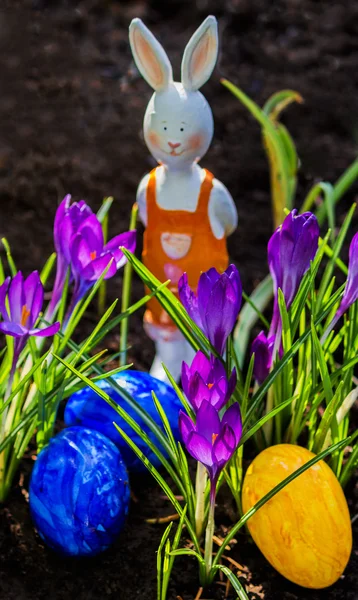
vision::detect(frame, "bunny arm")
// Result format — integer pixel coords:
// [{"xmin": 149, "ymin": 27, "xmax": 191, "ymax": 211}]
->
[
  {"xmin": 136, "ymin": 171, "xmax": 237, "ymax": 239},
  {"xmin": 209, "ymin": 178, "xmax": 238, "ymax": 239},
  {"xmin": 136, "ymin": 173, "xmax": 150, "ymax": 226}
]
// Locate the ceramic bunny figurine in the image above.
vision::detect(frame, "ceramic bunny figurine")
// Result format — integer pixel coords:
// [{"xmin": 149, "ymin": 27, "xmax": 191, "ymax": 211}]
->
[{"xmin": 129, "ymin": 15, "xmax": 238, "ymax": 382}]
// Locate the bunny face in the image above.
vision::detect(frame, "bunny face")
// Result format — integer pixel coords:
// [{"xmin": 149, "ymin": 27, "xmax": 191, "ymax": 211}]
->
[
  {"xmin": 144, "ymin": 82, "xmax": 213, "ymax": 168},
  {"xmin": 129, "ymin": 16, "xmax": 218, "ymax": 169}
]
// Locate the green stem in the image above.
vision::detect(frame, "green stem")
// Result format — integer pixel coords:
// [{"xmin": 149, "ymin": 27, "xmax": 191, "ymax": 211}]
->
[
  {"xmin": 204, "ymin": 485, "xmax": 216, "ymax": 578},
  {"xmin": 97, "ymin": 206, "xmax": 109, "ymax": 316},
  {"xmin": 195, "ymin": 461, "xmax": 208, "ymax": 538},
  {"xmin": 119, "ymin": 204, "xmax": 138, "ymax": 367},
  {"xmin": 0, "ymin": 365, "xmax": 15, "ymax": 502},
  {"xmin": 316, "ymin": 157, "xmax": 358, "ymax": 224}
]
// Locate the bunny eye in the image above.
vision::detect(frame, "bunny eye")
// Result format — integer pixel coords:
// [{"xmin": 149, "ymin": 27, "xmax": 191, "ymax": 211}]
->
[
  {"xmin": 163, "ymin": 126, "xmax": 167, "ymax": 131},
  {"xmin": 180, "ymin": 127, "xmax": 184, "ymax": 131}
]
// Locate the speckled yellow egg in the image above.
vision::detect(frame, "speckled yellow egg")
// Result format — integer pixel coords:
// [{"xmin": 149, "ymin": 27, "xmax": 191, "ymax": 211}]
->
[{"xmin": 242, "ymin": 444, "xmax": 352, "ymax": 589}]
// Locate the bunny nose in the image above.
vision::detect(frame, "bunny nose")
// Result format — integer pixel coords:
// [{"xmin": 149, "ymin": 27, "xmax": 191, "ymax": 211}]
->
[{"xmin": 168, "ymin": 142, "xmax": 181, "ymax": 149}]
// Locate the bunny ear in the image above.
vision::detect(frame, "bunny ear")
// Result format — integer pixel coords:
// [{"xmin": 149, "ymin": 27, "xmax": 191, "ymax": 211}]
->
[
  {"xmin": 129, "ymin": 18, "xmax": 173, "ymax": 91},
  {"xmin": 181, "ymin": 16, "xmax": 218, "ymax": 91}
]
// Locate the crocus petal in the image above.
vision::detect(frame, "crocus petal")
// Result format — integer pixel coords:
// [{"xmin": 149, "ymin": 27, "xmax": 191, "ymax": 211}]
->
[
  {"xmin": 210, "ymin": 356, "xmax": 227, "ymax": 383},
  {"xmin": 178, "ymin": 411, "xmax": 195, "ymax": 447},
  {"xmin": 207, "ymin": 383, "xmax": 227, "ymax": 411},
  {"xmin": 186, "ymin": 372, "xmax": 211, "ymax": 411},
  {"xmin": 251, "ymin": 331, "xmax": 274, "ymax": 385},
  {"xmin": 8, "ymin": 272, "xmax": 25, "ymax": 323},
  {"xmin": 225, "ymin": 264, "xmax": 242, "ymax": 307},
  {"xmin": 189, "ymin": 351, "xmax": 212, "ymax": 381},
  {"xmin": 203, "ymin": 275, "xmax": 239, "ymax": 354},
  {"xmin": 24, "ymin": 271, "xmax": 43, "ymax": 327},
  {"xmin": 81, "ymin": 253, "xmax": 118, "ymax": 282},
  {"xmin": 70, "ymin": 234, "xmax": 92, "ymax": 274},
  {"xmin": 178, "ymin": 273, "xmax": 203, "ymax": 329},
  {"xmin": 54, "ymin": 195, "xmax": 71, "ymax": 254},
  {"xmin": 58, "ymin": 214, "xmax": 77, "ymax": 264},
  {"xmin": 185, "ymin": 431, "xmax": 214, "ymax": 468},
  {"xmin": 0, "ymin": 277, "xmax": 10, "ymax": 321},
  {"xmin": 197, "ymin": 268, "xmax": 220, "ymax": 315},
  {"xmin": 213, "ymin": 424, "xmax": 237, "ymax": 466},
  {"xmin": 103, "ymin": 230, "xmax": 137, "ymax": 264},
  {"xmin": 0, "ymin": 321, "xmax": 28, "ymax": 337},
  {"xmin": 338, "ymin": 232, "xmax": 358, "ymax": 315},
  {"xmin": 196, "ymin": 400, "xmax": 221, "ymax": 443},
  {"xmin": 78, "ymin": 214, "xmax": 104, "ymax": 252},
  {"xmin": 29, "ymin": 322, "xmax": 61, "ymax": 337},
  {"xmin": 221, "ymin": 403, "xmax": 242, "ymax": 444},
  {"xmin": 268, "ymin": 210, "xmax": 319, "ymax": 310}
]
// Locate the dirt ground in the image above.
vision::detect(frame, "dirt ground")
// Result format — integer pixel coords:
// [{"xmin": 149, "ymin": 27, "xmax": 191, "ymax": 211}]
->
[{"xmin": 0, "ymin": 1, "xmax": 357, "ymax": 599}]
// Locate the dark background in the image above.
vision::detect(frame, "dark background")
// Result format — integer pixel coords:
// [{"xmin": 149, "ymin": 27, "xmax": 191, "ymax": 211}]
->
[{"xmin": 0, "ymin": 1, "xmax": 357, "ymax": 599}]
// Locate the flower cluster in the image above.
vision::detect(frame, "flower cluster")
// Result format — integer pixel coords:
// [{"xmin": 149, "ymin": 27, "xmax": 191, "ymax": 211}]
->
[
  {"xmin": 178, "ymin": 265, "xmax": 242, "ymax": 491},
  {"xmin": 49, "ymin": 195, "xmax": 136, "ymax": 324}
]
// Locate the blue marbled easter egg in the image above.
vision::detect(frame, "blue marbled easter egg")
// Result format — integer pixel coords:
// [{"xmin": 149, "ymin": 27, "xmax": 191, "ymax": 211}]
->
[
  {"xmin": 64, "ymin": 370, "xmax": 182, "ymax": 472},
  {"xmin": 29, "ymin": 427, "xmax": 130, "ymax": 557}
]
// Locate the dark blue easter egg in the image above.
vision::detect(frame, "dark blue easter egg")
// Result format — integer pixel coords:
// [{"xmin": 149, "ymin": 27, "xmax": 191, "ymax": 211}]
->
[
  {"xmin": 64, "ymin": 370, "xmax": 182, "ymax": 472},
  {"xmin": 29, "ymin": 427, "xmax": 130, "ymax": 556}
]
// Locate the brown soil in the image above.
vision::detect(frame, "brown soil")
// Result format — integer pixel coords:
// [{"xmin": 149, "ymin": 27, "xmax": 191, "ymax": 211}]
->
[{"xmin": 0, "ymin": 1, "xmax": 357, "ymax": 599}]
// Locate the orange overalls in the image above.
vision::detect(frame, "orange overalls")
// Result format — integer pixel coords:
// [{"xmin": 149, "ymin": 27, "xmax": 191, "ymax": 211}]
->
[{"xmin": 142, "ymin": 167, "xmax": 229, "ymax": 342}]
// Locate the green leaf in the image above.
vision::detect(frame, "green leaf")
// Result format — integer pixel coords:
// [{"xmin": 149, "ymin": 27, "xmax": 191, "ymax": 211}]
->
[
  {"xmin": 114, "ymin": 424, "xmax": 201, "ymax": 555},
  {"xmin": 40, "ymin": 253, "xmax": 57, "ymax": 285},
  {"xmin": 121, "ymin": 251, "xmax": 216, "ymax": 357},
  {"xmin": 310, "ymin": 318, "xmax": 333, "ymax": 403},
  {"xmin": 1, "ymin": 238, "xmax": 17, "ymax": 276},
  {"xmin": 53, "ymin": 354, "xmax": 181, "ymax": 478},
  {"xmin": 96, "ymin": 196, "xmax": 114, "ymax": 222},
  {"xmin": 313, "ymin": 382, "xmax": 344, "ymax": 455},
  {"xmin": 213, "ymin": 565, "xmax": 249, "ymax": 600},
  {"xmin": 157, "ymin": 522, "xmax": 173, "ymax": 600},
  {"xmin": 340, "ymin": 441, "xmax": 358, "ymax": 488},
  {"xmin": 263, "ymin": 89, "xmax": 303, "ymax": 120},
  {"xmin": 316, "ymin": 158, "xmax": 358, "ymax": 223},
  {"xmin": 240, "ymin": 397, "xmax": 293, "ymax": 446}
]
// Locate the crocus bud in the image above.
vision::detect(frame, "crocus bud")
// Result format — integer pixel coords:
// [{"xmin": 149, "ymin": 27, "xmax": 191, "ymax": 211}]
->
[
  {"xmin": 251, "ymin": 331, "xmax": 275, "ymax": 385},
  {"xmin": 178, "ymin": 264, "xmax": 242, "ymax": 355},
  {"xmin": 268, "ymin": 210, "xmax": 319, "ymax": 334},
  {"xmin": 321, "ymin": 232, "xmax": 358, "ymax": 342},
  {"xmin": 336, "ymin": 232, "xmax": 358, "ymax": 318}
]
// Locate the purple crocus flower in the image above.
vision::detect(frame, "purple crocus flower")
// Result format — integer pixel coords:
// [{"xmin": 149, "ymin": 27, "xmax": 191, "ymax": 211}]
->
[
  {"xmin": 179, "ymin": 400, "xmax": 242, "ymax": 490},
  {"xmin": 49, "ymin": 195, "xmax": 93, "ymax": 315},
  {"xmin": 321, "ymin": 232, "xmax": 358, "ymax": 342},
  {"xmin": 69, "ymin": 214, "xmax": 136, "ymax": 308},
  {"xmin": 178, "ymin": 264, "xmax": 242, "ymax": 355},
  {"xmin": 182, "ymin": 350, "xmax": 236, "ymax": 412},
  {"xmin": 251, "ymin": 331, "xmax": 275, "ymax": 385},
  {"xmin": 0, "ymin": 271, "xmax": 60, "ymax": 368},
  {"xmin": 268, "ymin": 209, "xmax": 319, "ymax": 335}
]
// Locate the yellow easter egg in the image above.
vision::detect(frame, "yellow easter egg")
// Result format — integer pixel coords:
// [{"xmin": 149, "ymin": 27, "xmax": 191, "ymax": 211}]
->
[{"xmin": 242, "ymin": 444, "xmax": 352, "ymax": 589}]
